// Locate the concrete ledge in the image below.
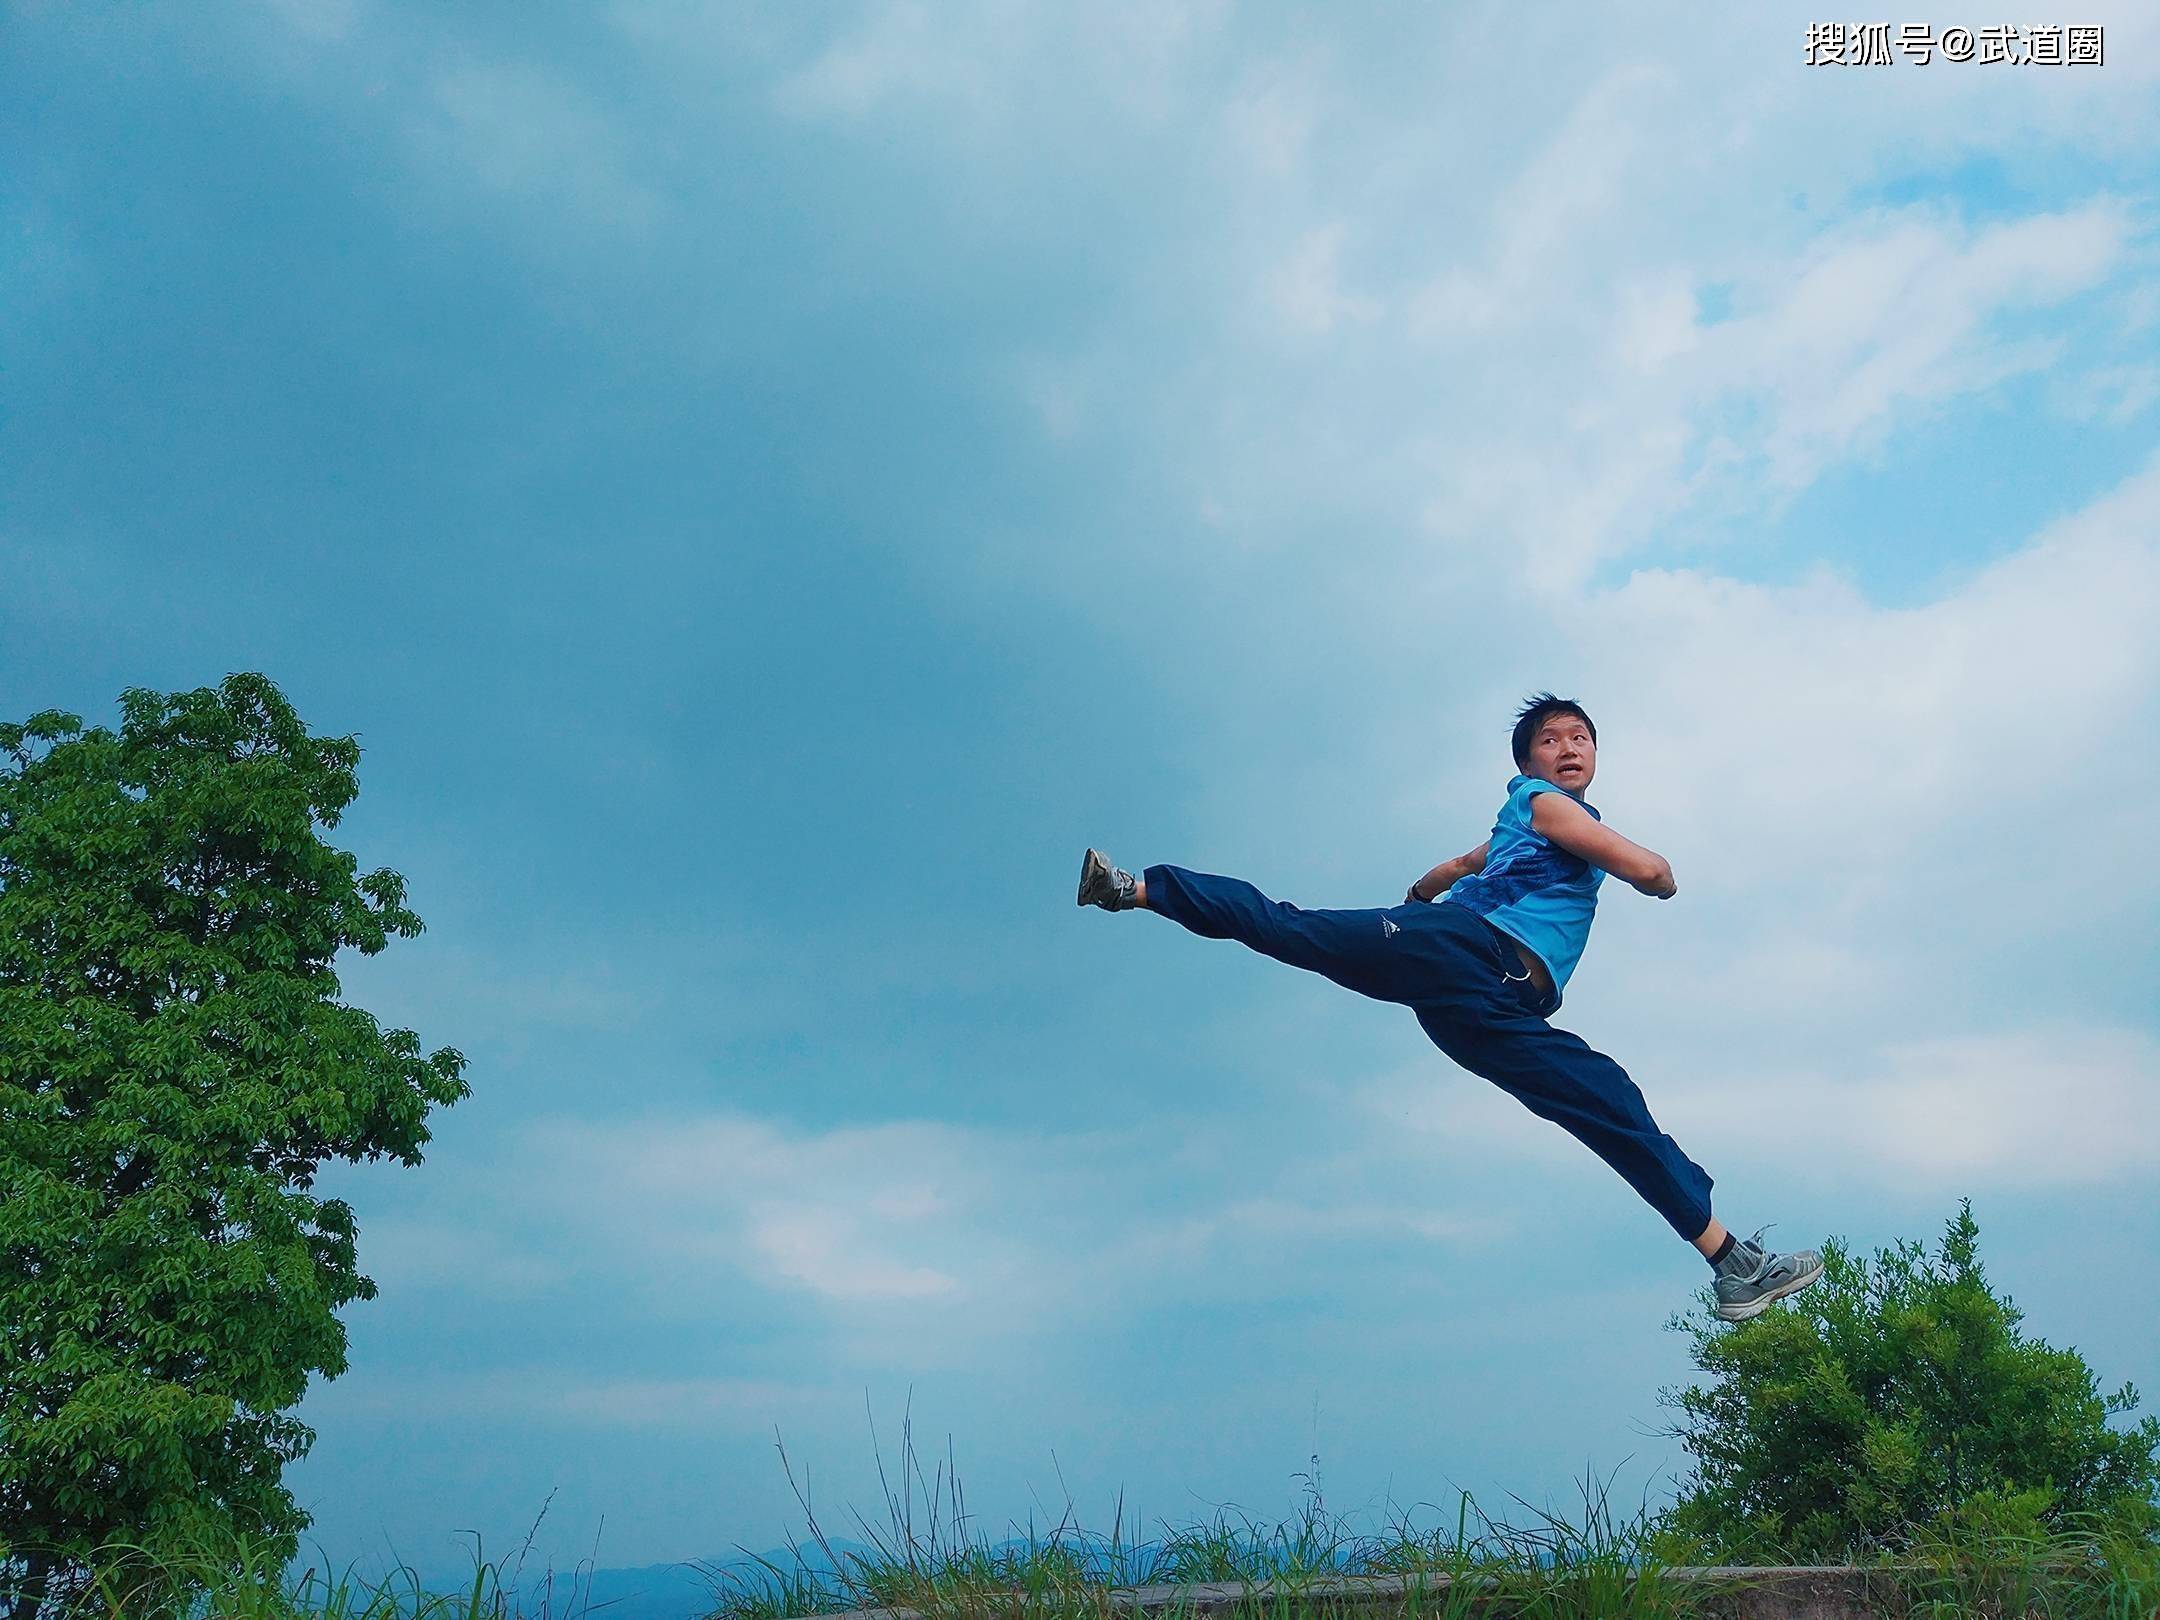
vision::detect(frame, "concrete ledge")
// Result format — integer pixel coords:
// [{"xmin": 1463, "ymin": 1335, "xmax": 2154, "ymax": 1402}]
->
[{"xmin": 806, "ymin": 1564, "xmax": 1920, "ymax": 1620}]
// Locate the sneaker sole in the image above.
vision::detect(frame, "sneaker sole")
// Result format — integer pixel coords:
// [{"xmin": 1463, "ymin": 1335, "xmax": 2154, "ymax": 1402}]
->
[
  {"xmin": 1077, "ymin": 849, "xmax": 1108, "ymax": 906},
  {"xmin": 1715, "ymin": 1257, "xmax": 1825, "ymax": 1322}
]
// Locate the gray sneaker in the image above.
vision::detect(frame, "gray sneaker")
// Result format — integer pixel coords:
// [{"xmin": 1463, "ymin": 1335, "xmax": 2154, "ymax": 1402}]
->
[
  {"xmin": 1713, "ymin": 1225, "xmax": 1824, "ymax": 1322},
  {"xmin": 1078, "ymin": 848, "xmax": 1139, "ymax": 911}
]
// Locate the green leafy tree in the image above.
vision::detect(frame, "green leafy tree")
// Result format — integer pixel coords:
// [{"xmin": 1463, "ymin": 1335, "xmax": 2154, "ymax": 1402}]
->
[
  {"xmin": 1658, "ymin": 1200, "xmax": 2160, "ymax": 1562},
  {"xmin": 0, "ymin": 675, "xmax": 467, "ymax": 1618}
]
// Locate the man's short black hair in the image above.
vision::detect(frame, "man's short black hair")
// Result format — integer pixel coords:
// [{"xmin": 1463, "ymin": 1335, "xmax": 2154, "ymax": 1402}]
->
[{"xmin": 1511, "ymin": 692, "xmax": 1596, "ymax": 769}]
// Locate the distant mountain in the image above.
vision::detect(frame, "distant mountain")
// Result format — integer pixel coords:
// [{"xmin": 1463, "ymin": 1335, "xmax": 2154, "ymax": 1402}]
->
[{"xmin": 484, "ymin": 1537, "xmax": 889, "ymax": 1620}]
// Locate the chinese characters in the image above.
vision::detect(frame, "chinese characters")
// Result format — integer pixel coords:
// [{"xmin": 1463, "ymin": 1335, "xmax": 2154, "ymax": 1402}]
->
[{"xmin": 1804, "ymin": 24, "xmax": 2104, "ymax": 65}]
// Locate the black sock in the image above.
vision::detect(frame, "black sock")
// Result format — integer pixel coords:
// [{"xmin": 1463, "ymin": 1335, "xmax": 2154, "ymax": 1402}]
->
[{"xmin": 1706, "ymin": 1231, "xmax": 1736, "ymax": 1270}]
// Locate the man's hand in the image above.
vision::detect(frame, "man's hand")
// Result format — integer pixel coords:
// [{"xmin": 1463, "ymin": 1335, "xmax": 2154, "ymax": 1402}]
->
[{"xmin": 1405, "ymin": 841, "xmax": 1490, "ymax": 905}]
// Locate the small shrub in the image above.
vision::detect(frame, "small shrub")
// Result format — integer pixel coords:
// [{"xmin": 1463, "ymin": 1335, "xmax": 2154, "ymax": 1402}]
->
[{"xmin": 1658, "ymin": 1200, "xmax": 2160, "ymax": 1563}]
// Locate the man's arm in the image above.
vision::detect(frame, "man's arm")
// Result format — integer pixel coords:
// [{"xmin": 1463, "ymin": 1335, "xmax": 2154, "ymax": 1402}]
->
[
  {"xmin": 1530, "ymin": 793, "xmax": 1676, "ymax": 898},
  {"xmin": 1406, "ymin": 841, "xmax": 1489, "ymax": 903}
]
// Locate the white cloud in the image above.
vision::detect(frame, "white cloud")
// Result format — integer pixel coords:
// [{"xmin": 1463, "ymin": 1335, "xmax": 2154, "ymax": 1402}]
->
[
  {"xmin": 1410, "ymin": 202, "xmax": 2135, "ymax": 589},
  {"xmin": 1612, "ymin": 272, "xmax": 1702, "ymax": 374},
  {"xmin": 1220, "ymin": 65, "xmax": 1319, "ymax": 179},
  {"xmin": 771, "ymin": 0, "xmax": 989, "ymax": 122},
  {"xmin": 1409, "ymin": 61, "xmax": 1669, "ymax": 342},
  {"xmin": 1705, "ymin": 204, "xmax": 2128, "ymax": 491},
  {"xmin": 523, "ymin": 1112, "xmax": 1018, "ymax": 1305},
  {"xmin": 410, "ymin": 58, "xmax": 661, "ymax": 230},
  {"xmin": 226, "ymin": 5, "xmax": 2158, "ymax": 600},
  {"xmin": 1348, "ymin": 1018, "xmax": 2160, "ymax": 1204},
  {"xmin": 2053, "ymin": 361, "xmax": 2160, "ymax": 425},
  {"xmin": 746, "ymin": 1203, "xmax": 962, "ymax": 1300},
  {"xmin": 1267, "ymin": 224, "xmax": 1380, "ymax": 336},
  {"xmin": 767, "ymin": 0, "xmax": 1230, "ymax": 127},
  {"xmin": 1571, "ymin": 446, "xmax": 2160, "ymax": 893},
  {"xmin": 1693, "ymin": 1027, "xmax": 2160, "ymax": 1187},
  {"xmin": 365, "ymin": 1102, "xmax": 1521, "ymax": 1378}
]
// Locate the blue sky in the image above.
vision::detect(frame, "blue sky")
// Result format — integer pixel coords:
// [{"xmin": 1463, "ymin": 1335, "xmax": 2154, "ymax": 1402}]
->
[{"xmin": 6, "ymin": 0, "xmax": 2160, "ymax": 1584}]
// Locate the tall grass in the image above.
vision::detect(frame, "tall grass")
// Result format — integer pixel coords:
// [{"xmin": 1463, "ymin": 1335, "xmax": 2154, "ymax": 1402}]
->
[
  {"xmin": 691, "ymin": 1404, "xmax": 1710, "ymax": 1620},
  {"xmin": 1894, "ymin": 1502, "xmax": 2160, "ymax": 1620},
  {"xmin": 14, "ymin": 1489, "xmax": 610, "ymax": 1620},
  {"xmin": 13, "ymin": 1405, "xmax": 2160, "ymax": 1619}
]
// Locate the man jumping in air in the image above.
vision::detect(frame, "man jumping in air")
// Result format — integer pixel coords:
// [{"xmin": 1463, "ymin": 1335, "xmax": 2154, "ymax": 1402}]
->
[{"xmin": 1076, "ymin": 692, "xmax": 1822, "ymax": 1322}]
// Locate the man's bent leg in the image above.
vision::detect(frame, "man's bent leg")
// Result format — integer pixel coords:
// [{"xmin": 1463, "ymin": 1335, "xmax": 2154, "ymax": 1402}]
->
[
  {"xmin": 1144, "ymin": 865, "xmax": 1437, "ymax": 1005},
  {"xmin": 1416, "ymin": 1004, "xmax": 1715, "ymax": 1241}
]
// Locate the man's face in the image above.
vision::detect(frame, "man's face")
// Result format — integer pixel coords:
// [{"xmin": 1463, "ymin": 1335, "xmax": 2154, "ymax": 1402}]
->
[{"xmin": 1522, "ymin": 711, "xmax": 1596, "ymax": 792}]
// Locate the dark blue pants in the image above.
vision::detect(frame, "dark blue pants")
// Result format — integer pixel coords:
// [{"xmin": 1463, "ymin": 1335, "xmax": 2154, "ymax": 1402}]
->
[{"xmin": 1143, "ymin": 865, "xmax": 1715, "ymax": 1242}]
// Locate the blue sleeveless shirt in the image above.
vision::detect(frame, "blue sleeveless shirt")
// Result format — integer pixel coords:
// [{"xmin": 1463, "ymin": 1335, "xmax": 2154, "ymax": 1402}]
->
[{"xmin": 1442, "ymin": 774, "xmax": 1605, "ymax": 1003}]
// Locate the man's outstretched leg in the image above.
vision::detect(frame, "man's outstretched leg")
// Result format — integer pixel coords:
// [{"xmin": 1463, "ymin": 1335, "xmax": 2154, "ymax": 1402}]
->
[
  {"xmin": 1416, "ymin": 997, "xmax": 1717, "ymax": 1240},
  {"xmin": 1078, "ymin": 849, "xmax": 1440, "ymax": 1007}
]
